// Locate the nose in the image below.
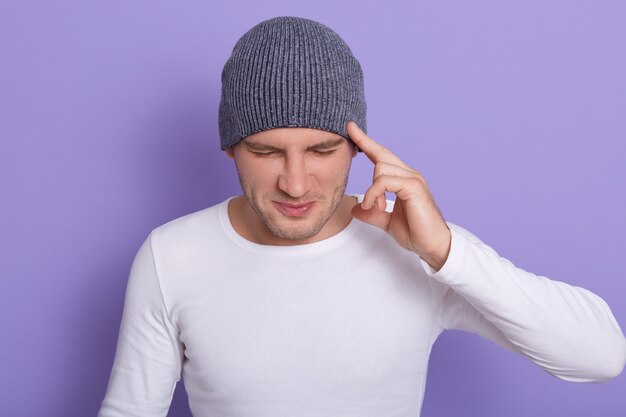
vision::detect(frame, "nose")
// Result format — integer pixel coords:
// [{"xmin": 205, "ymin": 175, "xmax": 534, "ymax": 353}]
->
[{"xmin": 277, "ymin": 153, "xmax": 312, "ymax": 198}]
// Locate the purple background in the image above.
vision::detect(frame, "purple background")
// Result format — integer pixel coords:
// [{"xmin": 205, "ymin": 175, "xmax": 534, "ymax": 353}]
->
[{"xmin": 1, "ymin": 1, "xmax": 624, "ymax": 416}]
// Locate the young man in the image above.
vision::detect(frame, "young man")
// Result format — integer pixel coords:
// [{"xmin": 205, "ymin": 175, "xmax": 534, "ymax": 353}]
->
[{"xmin": 98, "ymin": 16, "xmax": 626, "ymax": 417}]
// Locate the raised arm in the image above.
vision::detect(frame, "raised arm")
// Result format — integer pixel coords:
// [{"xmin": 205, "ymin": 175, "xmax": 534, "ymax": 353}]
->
[
  {"xmin": 422, "ymin": 222, "xmax": 626, "ymax": 382},
  {"xmin": 345, "ymin": 120, "xmax": 625, "ymax": 382}
]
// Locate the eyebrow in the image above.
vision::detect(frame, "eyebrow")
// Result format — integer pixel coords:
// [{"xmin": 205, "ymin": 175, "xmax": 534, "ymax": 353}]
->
[{"xmin": 241, "ymin": 137, "xmax": 345, "ymax": 151}]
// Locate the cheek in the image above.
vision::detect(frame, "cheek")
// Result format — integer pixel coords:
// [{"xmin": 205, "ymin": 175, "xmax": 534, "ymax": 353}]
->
[
  {"xmin": 325, "ymin": 158, "xmax": 352, "ymax": 178},
  {"xmin": 236, "ymin": 158, "xmax": 279, "ymax": 186}
]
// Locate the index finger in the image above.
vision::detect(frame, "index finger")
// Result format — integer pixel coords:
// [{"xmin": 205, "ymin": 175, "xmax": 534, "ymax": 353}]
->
[{"xmin": 346, "ymin": 121, "xmax": 414, "ymax": 171}]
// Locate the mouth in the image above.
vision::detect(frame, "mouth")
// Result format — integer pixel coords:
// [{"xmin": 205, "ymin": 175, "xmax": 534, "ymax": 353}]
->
[{"xmin": 273, "ymin": 201, "xmax": 315, "ymax": 217}]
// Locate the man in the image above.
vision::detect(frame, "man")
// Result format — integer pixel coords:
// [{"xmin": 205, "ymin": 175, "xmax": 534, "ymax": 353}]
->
[{"xmin": 98, "ymin": 16, "xmax": 626, "ymax": 417}]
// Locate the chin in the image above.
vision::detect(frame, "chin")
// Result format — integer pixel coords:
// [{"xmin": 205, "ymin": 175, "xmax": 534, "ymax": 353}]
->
[
  {"xmin": 269, "ymin": 226, "xmax": 322, "ymax": 241},
  {"xmin": 241, "ymin": 182, "xmax": 347, "ymax": 241},
  {"xmin": 268, "ymin": 212, "xmax": 327, "ymax": 240}
]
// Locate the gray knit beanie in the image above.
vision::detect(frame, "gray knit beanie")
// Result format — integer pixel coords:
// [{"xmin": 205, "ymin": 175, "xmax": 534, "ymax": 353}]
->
[{"xmin": 218, "ymin": 16, "xmax": 366, "ymax": 152}]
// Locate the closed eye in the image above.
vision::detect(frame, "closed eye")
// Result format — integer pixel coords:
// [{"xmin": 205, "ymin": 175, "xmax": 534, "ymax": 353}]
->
[
  {"xmin": 313, "ymin": 149, "xmax": 337, "ymax": 156},
  {"xmin": 250, "ymin": 149, "xmax": 337, "ymax": 157}
]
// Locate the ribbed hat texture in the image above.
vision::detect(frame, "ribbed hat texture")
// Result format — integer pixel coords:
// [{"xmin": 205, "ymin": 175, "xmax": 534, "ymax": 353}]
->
[{"xmin": 218, "ymin": 16, "xmax": 367, "ymax": 152}]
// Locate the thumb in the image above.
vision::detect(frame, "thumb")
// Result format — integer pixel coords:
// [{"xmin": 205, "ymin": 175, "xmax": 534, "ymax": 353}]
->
[{"xmin": 351, "ymin": 202, "xmax": 391, "ymax": 231}]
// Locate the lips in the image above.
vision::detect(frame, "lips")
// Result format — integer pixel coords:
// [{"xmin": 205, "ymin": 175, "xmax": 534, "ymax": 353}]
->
[
  {"xmin": 277, "ymin": 202, "xmax": 314, "ymax": 208},
  {"xmin": 273, "ymin": 201, "xmax": 315, "ymax": 217}
]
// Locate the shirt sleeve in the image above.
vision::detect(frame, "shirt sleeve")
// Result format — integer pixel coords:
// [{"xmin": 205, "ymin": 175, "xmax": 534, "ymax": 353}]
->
[
  {"xmin": 421, "ymin": 222, "xmax": 626, "ymax": 383},
  {"xmin": 98, "ymin": 232, "xmax": 185, "ymax": 417}
]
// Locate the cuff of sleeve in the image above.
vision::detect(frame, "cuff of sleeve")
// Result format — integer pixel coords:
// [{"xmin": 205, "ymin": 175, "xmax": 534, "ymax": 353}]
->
[{"xmin": 419, "ymin": 225, "xmax": 467, "ymax": 283}]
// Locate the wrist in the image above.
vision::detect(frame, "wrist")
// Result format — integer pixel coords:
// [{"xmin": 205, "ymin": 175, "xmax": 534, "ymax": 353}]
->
[{"xmin": 421, "ymin": 228, "xmax": 451, "ymax": 273}]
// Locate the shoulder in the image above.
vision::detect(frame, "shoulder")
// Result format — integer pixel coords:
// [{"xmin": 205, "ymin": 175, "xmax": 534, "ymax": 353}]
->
[{"xmin": 148, "ymin": 198, "xmax": 228, "ymax": 254}]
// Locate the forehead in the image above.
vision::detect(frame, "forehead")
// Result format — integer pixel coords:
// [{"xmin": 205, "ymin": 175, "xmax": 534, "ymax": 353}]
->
[{"xmin": 241, "ymin": 127, "xmax": 347, "ymax": 149}]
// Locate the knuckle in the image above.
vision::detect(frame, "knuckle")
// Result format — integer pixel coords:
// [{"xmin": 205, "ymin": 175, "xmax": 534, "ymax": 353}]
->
[{"xmin": 411, "ymin": 177, "xmax": 425, "ymax": 188}]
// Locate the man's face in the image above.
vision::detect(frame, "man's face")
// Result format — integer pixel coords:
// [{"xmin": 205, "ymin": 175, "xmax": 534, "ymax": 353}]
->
[{"xmin": 225, "ymin": 127, "xmax": 358, "ymax": 244}]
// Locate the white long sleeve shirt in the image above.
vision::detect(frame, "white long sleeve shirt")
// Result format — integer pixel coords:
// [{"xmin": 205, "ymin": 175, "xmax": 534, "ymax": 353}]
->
[{"xmin": 98, "ymin": 193, "xmax": 626, "ymax": 417}]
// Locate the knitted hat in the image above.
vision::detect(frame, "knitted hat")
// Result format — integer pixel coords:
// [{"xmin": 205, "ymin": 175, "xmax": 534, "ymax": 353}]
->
[{"xmin": 218, "ymin": 16, "xmax": 366, "ymax": 152}]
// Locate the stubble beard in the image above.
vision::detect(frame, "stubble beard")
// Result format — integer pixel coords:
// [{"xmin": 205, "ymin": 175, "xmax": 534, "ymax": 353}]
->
[{"xmin": 238, "ymin": 168, "xmax": 351, "ymax": 241}]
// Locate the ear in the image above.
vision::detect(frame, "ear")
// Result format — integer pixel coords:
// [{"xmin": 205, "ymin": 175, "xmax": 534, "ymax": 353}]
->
[{"xmin": 225, "ymin": 146, "xmax": 235, "ymax": 159}]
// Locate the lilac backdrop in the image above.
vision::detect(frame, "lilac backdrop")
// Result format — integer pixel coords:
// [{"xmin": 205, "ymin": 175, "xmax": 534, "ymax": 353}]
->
[{"xmin": 1, "ymin": 1, "xmax": 624, "ymax": 416}]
